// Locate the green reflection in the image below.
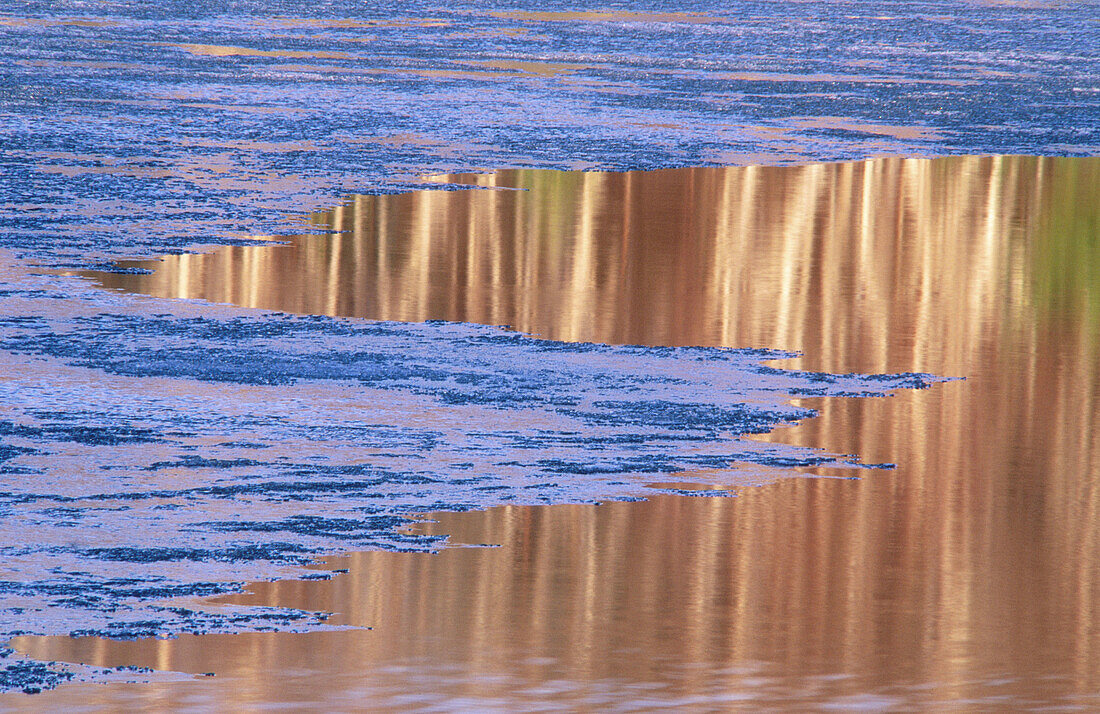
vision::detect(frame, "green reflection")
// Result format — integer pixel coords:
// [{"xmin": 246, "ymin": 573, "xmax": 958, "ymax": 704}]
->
[{"xmin": 1031, "ymin": 157, "xmax": 1100, "ymax": 329}]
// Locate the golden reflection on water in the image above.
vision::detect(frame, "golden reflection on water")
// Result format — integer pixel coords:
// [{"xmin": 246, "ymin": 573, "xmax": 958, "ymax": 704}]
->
[
  {"xmin": 19, "ymin": 155, "xmax": 1100, "ymax": 709},
  {"xmin": 95, "ymin": 155, "xmax": 1096, "ymax": 374}
]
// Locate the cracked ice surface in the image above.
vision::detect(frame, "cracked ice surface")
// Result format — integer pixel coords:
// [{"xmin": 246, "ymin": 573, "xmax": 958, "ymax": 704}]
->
[{"xmin": 0, "ymin": 264, "xmax": 944, "ymax": 646}]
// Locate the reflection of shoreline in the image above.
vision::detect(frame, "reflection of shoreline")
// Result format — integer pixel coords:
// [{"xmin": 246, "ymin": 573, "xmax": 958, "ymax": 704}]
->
[
  {"xmin": 25, "ymin": 155, "xmax": 1098, "ymax": 709},
  {"xmin": 12, "ymin": 462, "xmax": 1100, "ymax": 710},
  {"xmin": 94, "ymin": 156, "xmax": 1098, "ymax": 374}
]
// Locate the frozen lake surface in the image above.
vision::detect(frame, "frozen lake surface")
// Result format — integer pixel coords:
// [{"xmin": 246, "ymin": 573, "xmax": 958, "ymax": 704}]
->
[{"xmin": 0, "ymin": 0, "xmax": 1097, "ymax": 706}]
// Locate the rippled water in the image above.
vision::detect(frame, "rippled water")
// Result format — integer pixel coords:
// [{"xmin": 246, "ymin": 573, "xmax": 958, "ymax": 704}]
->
[
  {"xmin": 93, "ymin": 155, "xmax": 1098, "ymax": 363},
  {"xmin": 9, "ymin": 155, "xmax": 1099, "ymax": 710}
]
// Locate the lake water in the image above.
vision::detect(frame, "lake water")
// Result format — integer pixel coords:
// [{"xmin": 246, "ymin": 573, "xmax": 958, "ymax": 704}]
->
[{"xmin": 9, "ymin": 154, "xmax": 1100, "ymax": 710}]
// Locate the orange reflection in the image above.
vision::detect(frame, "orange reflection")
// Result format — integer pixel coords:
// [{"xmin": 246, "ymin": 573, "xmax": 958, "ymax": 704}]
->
[
  {"xmin": 93, "ymin": 156, "xmax": 1096, "ymax": 375},
  {"xmin": 18, "ymin": 156, "xmax": 1099, "ymax": 709}
]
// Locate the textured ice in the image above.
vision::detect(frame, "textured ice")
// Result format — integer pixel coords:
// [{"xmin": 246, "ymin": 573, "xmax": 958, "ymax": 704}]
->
[
  {"xmin": 0, "ymin": 268, "xmax": 945, "ymax": 653},
  {"xmin": 1, "ymin": 0, "xmax": 1097, "ymax": 266}
]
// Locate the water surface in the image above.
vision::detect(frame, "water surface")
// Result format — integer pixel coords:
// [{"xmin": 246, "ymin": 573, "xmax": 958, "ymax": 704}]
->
[
  {"xmin": 14, "ymin": 155, "xmax": 1100, "ymax": 710},
  {"xmin": 96, "ymin": 155, "xmax": 1097, "ymax": 370}
]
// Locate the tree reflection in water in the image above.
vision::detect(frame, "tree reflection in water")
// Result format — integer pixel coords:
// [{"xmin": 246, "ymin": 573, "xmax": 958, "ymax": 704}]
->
[{"xmin": 20, "ymin": 155, "xmax": 1098, "ymax": 710}]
